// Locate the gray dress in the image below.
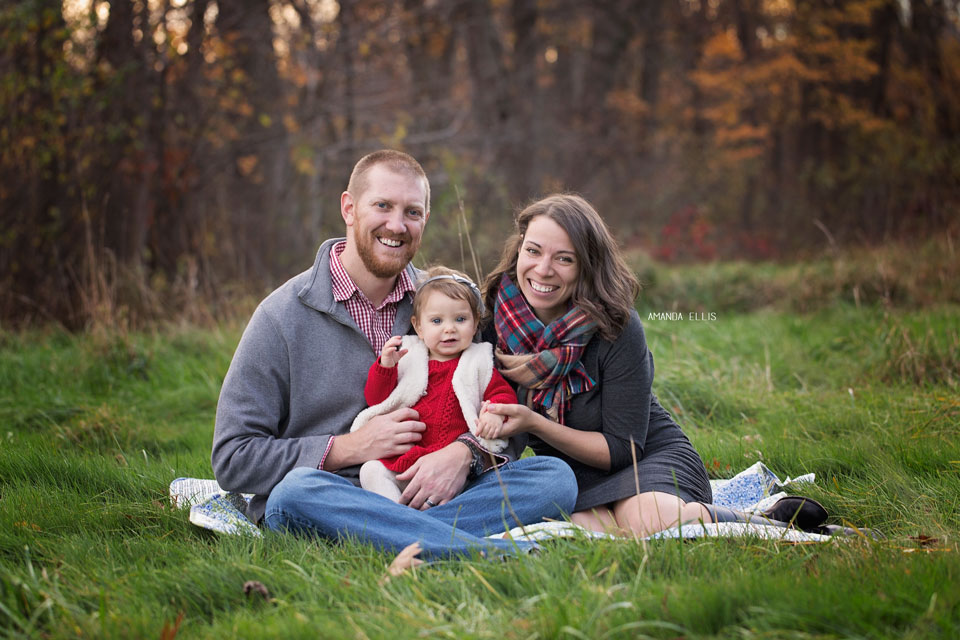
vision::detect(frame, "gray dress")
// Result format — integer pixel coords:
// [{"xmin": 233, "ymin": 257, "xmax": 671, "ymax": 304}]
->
[{"xmin": 487, "ymin": 310, "xmax": 712, "ymax": 512}]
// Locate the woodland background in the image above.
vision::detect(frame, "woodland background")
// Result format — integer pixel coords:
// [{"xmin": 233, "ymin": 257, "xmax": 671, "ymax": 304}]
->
[{"xmin": 3, "ymin": 0, "xmax": 959, "ymax": 329}]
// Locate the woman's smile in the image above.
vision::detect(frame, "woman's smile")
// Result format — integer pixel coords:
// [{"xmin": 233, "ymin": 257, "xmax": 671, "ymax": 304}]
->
[
  {"xmin": 528, "ymin": 280, "xmax": 559, "ymax": 293},
  {"xmin": 516, "ymin": 215, "xmax": 580, "ymax": 324}
]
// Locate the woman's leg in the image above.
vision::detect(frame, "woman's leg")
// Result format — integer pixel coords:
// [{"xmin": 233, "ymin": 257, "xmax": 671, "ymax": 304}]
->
[
  {"xmin": 571, "ymin": 505, "xmax": 624, "ymax": 535},
  {"xmin": 612, "ymin": 491, "xmax": 712, "ymax": 537},
  {"xmin": 695, "ymin": 497, "xmax": 828, "ymax": 530},
  {"xmin": 571, "ymin": 492, "xmax": 711, "ymax": 538}
]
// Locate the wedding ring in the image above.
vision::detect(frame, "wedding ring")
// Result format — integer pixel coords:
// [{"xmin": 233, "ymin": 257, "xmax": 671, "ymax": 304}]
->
[{"xmin": 424, "ymin": 499, "xmax": 437, "ymax": 508}]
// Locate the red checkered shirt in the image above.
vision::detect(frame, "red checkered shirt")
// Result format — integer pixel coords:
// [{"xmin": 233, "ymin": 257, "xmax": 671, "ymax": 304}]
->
[{"xmin": 329, "ymin": 241, "xmax": 415, "ymax": 354}]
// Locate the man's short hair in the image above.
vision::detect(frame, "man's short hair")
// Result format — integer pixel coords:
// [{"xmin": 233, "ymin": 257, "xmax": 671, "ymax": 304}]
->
[{"xmin": 347, "ymin": 150, "xmax": 430, "ymax": 213}]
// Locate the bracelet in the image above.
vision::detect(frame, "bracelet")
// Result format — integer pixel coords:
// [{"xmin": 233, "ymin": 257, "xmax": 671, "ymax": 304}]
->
[{"xmin": 459, "ymin": 438, "xmax": 487, "ymax": 479}]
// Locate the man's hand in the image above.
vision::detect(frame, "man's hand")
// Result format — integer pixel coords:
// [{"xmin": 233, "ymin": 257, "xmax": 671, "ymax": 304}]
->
[
  {"xmin": 379, "ymin": 335, "xmax": 407, "ymax": 368},
  {"xmin": 396, "ymin": 442, "xmax": 471, "ymax": 510},
  {"xmin": 324, "ymin": 408, "xmax": 425, "ymax": 471}
]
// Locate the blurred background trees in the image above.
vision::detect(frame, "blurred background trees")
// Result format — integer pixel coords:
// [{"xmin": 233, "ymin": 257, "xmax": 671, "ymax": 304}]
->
[{"xmin": 2, "ymin": 0, "xmax": 959, "ymax": 328}]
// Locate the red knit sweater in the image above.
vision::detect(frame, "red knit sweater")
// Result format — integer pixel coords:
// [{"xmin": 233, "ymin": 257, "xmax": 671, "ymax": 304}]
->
[{"xmin": 364, "ymin": 355, "xmax": 517, "ymax": 473}]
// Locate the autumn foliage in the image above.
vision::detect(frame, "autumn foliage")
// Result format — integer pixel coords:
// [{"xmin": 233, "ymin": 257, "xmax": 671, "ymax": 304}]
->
[{"xmin": 2, "ymin": 0, "xmax": 958, "ymax": 328}]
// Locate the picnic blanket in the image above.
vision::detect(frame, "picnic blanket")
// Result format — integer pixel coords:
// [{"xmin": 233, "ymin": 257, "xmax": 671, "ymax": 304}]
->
[{"xmin": 169, "ymin": 461, "xmax": 829, "ymax": 542}]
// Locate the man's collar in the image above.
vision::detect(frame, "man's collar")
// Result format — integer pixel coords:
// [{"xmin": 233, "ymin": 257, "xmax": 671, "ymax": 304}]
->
[
  {"xmin": 329, "ymin": 240, "xmax": 415, "ymax": 307},
  {"xmin": 329, "ymin": 241, "xmax": 358, "ymax": 303}
]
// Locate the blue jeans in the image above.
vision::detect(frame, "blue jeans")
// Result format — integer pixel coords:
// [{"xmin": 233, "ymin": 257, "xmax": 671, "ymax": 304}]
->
[{"xmin": 264, "ymin": 456, "xmax": 577, "ymax": 559}]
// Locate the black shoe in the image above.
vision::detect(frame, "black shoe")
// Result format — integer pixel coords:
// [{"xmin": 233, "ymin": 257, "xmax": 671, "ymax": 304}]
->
[{"xmin": 761, "ymin": 496, "xmax": 829, "ymax": 532}]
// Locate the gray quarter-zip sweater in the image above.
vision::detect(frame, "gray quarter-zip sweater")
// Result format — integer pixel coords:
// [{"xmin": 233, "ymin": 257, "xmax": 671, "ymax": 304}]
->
[{"xmin": 211, "ymin": 238, "xmax": 417, "ymax": 523}]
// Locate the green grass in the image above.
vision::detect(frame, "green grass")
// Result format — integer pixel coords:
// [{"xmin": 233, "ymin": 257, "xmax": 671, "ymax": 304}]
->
[{"xmin": 2, "ymin": 305, "xmax": 959, "ymax": 639}]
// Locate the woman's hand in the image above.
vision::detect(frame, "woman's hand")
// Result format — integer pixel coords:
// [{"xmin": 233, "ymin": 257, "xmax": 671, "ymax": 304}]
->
[
  {"xmin": 475, "ymin": 410, "xmax": 504, "ymax": 439},
  {"xmin": 476, "ymin": 402, "xmax": 541, "ymax": 439},
  {"xmin": 484, "ymin": 401, "xmax": 613, "ymax": 471}
]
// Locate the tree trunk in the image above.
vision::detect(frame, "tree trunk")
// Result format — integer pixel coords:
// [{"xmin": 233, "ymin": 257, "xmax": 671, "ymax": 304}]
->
[{"xmin": 215, "ymin": 0, "xmax": 288, "ymax": 281}]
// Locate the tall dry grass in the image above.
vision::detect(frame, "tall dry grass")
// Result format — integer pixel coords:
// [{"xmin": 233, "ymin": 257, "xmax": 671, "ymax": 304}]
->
[
  {"xmin": 629, "ymin": 230, "xmax": 960, "ymax": 314},
  {"xmin": 12, "ymin": 218, "xmax": 957, "ymax": 335}
]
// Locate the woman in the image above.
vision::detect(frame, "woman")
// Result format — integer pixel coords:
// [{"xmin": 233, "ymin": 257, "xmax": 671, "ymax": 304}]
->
[{"xmin": 477, "ymin": 194, "xmax": 829, "ymax": 536}]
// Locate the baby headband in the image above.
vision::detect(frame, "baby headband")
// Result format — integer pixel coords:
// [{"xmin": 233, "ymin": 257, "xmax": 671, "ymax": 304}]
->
[{"xmin": 417, "ymin": 274, "xmax": 485, "ymax": 314}]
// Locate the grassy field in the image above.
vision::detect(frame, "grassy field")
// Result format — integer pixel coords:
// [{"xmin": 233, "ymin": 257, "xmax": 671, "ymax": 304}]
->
[{"xmin": 1, "ymin": 299, "xmax": 959, "ymax": 638}]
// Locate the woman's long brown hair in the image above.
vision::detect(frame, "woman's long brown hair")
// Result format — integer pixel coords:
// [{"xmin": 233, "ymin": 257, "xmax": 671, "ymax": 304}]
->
[{"xmin": 482, "ymin": 194, "xmax": 640, "ymax": 341}]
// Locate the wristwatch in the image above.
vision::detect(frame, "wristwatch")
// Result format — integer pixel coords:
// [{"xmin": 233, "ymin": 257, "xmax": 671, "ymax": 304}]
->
[{"xmin": 460, "ymin": 438, "xmax": 487, "ymax": 479}]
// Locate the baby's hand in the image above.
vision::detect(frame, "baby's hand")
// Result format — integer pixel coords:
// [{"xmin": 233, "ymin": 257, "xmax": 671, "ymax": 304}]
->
[
  {"xmin": 379, "ymin": 336, "xmax": 407, "ymax": 368},
  {"xmin": 475, "ymin": 410, "xmax": 504, "ymax": 439}
]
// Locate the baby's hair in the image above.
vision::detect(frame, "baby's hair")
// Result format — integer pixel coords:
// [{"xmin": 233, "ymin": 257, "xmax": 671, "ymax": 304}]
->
[{"xmin": 413, "ymin": 266, "xmax": 483, "ymax": 322}]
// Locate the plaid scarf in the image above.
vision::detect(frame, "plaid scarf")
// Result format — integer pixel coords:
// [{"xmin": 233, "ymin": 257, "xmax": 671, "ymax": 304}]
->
[{"xmin": 494, "ymin": 272, "xmax": 597, "ymax": 423}]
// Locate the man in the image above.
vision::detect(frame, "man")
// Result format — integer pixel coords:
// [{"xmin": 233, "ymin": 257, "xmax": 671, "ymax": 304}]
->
[{"xmin": 212, "ymin": 150, "xmax": 576, "ymax": 559}]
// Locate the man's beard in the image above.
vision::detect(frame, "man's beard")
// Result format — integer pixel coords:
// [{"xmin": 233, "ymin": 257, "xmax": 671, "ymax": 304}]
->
[{"xmin": 356, "ymin": 228, "xmax": 418, "ymax": 278}]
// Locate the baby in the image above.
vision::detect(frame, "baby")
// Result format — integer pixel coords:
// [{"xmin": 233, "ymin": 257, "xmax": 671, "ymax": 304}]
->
[{"xmin": 350, "ymin": 266, "xmax": 516, "ymax": 503}]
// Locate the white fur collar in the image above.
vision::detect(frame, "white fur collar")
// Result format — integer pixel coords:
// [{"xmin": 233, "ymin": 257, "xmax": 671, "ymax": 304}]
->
[{"xmin": 350, "ymin": 335, "xmax": 507, "ymax": 452}]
